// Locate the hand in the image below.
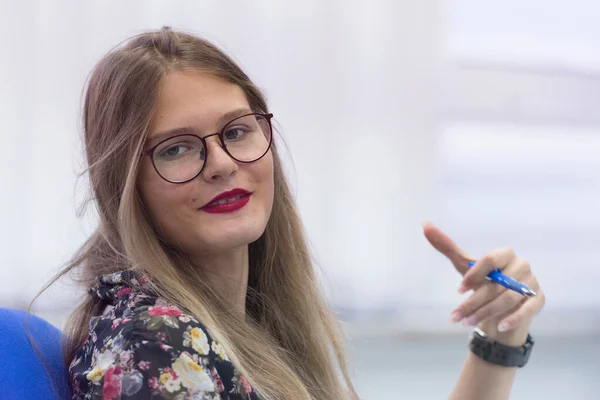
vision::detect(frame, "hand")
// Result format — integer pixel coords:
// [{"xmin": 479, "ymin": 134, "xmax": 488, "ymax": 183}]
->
[{"xmin": 422, "ymin": 221, "xmax": 546, "ymax": 346}]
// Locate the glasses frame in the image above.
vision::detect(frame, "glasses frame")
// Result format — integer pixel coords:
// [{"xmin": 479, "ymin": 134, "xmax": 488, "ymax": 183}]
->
[{"xmin": 141, "ymin": 112, "xmax": 274, "ymax": 184}]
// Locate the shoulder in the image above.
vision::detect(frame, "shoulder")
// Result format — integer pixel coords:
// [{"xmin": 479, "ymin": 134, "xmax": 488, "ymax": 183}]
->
[
  {"xmin": 81, "ymin": 284, "xmax": 228, "ymax": 362},
  {"xmin": 69, "ymin": 290, "xmax": 248, "ymax": 399},
  {"xmin": 126, "ymin": 296, "xmax": 232, "ymax": 371}
]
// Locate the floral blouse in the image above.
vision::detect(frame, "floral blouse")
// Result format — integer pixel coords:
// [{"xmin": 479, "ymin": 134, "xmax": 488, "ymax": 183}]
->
[{"xmin": 69, "ymin": 270, "xmax": 260, "ymax": 400}]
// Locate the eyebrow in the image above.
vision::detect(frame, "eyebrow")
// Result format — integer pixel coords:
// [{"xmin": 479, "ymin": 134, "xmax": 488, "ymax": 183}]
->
[{"xmin": 147, "ymin": 107, "xmax": 254, "ymax": 147}]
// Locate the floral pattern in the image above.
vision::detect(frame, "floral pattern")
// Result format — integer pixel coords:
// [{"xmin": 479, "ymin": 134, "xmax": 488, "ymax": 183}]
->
[{"xmin": 70, "ymin": 270, "xmax": 259, "ymax": 399}]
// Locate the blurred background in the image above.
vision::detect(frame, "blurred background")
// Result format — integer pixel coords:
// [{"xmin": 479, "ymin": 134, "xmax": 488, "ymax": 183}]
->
[{"xmin": 1, "ymin": 0, "xmax": 599, "ymax": 398}]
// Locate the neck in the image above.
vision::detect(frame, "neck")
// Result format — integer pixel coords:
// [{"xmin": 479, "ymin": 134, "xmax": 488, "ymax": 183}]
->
[{"xmin": 190, "ymin": 245, "xmax": 249, "ymax": 316}]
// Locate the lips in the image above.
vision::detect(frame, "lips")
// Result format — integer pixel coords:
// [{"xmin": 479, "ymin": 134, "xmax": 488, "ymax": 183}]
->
[
  {"xmin": 200, "ymin": 188, "xmax": 251, "ymax": 210},
  {"xmin": 206, "ymin": 194, "xmax": 247, "ymax": 207}
]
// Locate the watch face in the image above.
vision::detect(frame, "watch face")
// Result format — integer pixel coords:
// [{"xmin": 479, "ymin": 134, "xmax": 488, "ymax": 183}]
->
[{"xmin": 473, "ymin": 327, "xmax": 487, "ymax": 338}]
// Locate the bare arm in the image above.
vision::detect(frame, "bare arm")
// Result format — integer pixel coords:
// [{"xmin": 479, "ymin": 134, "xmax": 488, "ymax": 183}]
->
[
  {"xmin": 450, "ymin": 353, "xmax": 518, "ymax": 400},
  {"xmin": 421, "ymin": 222, "xmax": 545, "ymax": 400},
  {"xmin": 449, "ymin": 317, "xmax": 530, "ymax": 399}
]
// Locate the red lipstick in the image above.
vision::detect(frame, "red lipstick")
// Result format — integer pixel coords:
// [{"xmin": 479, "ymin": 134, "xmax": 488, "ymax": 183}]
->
[{"xmin": 200, "ymin": 188, "xmax": 251, "ymax": 214}]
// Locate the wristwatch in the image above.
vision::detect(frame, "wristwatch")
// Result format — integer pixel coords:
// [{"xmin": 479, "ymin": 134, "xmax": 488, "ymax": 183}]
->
[{"xmin": 468, "ymin": 327, "xmax": 534, "ymax": 368}]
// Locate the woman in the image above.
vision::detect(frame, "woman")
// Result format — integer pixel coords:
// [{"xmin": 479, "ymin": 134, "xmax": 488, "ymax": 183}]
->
[{"xmin": 41, "ymin": 27, "xmax": 544, "ymax": 399}]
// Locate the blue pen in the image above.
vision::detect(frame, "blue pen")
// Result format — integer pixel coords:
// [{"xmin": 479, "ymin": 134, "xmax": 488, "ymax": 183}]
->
[{"xmin": 467, "ymin": 261, "xmax": 537, "ymax": 297}]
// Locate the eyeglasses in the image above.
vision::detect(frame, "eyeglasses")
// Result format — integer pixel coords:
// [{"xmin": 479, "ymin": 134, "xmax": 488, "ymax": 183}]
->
[{"xmin": 141, "ymin": 112, "xmax": 273, "ymax": 184}]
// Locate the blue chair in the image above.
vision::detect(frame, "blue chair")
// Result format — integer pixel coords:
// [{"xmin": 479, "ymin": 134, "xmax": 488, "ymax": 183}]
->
[{"xmin": 0, "ymin": 308, "xmax": 72, "ymax": 399}]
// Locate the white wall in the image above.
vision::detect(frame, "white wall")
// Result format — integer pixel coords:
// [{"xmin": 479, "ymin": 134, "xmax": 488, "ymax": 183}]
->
[
  {"xmin": 0, "ymin": 0, "xmax": 443, "ymax": 329},
  {"xmin": 431, "ymin": 0, "xmax": 600, "ymax": 335},
  {"xmin": 1, "ymin": 0, "xmax": 598, "ymax": 335}
]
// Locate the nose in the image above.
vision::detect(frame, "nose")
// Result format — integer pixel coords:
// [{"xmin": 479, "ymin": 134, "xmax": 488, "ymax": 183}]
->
[{"xmin": 200, "ymin": 135, "xmax": 238, "ymax": 181}]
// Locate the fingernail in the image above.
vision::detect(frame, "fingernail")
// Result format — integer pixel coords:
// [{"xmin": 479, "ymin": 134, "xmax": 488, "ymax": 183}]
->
[
  {"xmin": 450, "ymin": 311, "xmax": 463, "ymax": 324},
  {"xmin": 465, "ymin": 315, "xmax": 478, "ymax": 326},
  {"xmin": 458, "ymin": 283, "xmax": 469, "ymax": 294},
  {"xmin": 498, "ymin": 321, "xmax": 511, "ymax": 332}
]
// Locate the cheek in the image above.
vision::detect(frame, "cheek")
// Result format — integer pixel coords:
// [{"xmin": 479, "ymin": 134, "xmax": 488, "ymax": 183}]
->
[
  {"xmin": 138, "ymin": 162, "xmax": 191, "ymax": 225},
  {"xmin": 257, "ymin": 154, "xmax": 275, "ymax": 209}
]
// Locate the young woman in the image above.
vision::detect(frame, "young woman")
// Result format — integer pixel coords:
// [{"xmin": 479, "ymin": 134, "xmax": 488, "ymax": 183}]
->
[{"xmin": 45, "ymin": 27, "xmax": 544, "ymax": 399}]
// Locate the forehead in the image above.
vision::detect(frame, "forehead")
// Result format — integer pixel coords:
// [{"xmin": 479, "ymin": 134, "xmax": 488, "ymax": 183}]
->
[{"xmin": 149, "ymin": 70, "xmax": 250, "ymax": 137}]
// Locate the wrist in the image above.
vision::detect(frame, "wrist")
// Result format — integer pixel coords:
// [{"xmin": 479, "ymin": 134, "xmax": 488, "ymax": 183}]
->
[
  {"xmin": 477, "ymin": 319, "xmax": 530, "ymax": 347},
  {"xmin": 469, "ymin": 327, "xmax": 535, "ymax": 368}
]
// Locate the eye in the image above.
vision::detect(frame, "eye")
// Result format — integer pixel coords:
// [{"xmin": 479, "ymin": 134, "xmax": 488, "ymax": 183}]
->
[
  {"xmin": 163, "ymin": 145, "xmax": 190, "ymax": 157},
  {"xmin": 156, "ymin": 141, "xmax": 200, "ymax": 160},
  {"xmin": 223, "ymin": 126, "xmax": 249, "ymax": 141}
]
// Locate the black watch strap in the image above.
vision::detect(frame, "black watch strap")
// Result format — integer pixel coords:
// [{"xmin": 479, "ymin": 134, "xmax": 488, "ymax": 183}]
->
[{"xmin": 468, "ymin": 327, "xmax": 534, "ymax": 368}]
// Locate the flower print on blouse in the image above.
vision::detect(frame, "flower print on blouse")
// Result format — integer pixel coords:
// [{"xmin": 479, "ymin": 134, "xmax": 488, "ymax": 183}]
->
[{"xmin": 69, "ymin": 270, "xmax": 259, "ymax": 400}]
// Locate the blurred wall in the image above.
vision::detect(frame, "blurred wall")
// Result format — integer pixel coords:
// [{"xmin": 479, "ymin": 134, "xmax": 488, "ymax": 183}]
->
[
  {"xmin": 0, "ymin": 0, "xmax": 598, "ymax": 335},
  {"xmin": 435, "ymin": 0, "xmax": 600, "ymax": 335}
]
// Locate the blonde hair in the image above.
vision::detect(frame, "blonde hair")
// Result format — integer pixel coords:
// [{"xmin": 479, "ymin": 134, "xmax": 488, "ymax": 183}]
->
[{"xmin": 30, "ymin": 27, "xmax": 357, "ymax": 400}]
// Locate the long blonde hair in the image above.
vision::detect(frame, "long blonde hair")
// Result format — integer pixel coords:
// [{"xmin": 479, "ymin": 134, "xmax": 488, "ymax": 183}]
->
[{"xmin": 30, "ymin": 27, "xmax": 357, "ymax": 400}]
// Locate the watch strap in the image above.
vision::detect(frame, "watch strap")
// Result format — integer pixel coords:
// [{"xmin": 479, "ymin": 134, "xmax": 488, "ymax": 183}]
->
[{"xmin": 468, "ymin": 327, "xmax": 534, "ymax": 368}]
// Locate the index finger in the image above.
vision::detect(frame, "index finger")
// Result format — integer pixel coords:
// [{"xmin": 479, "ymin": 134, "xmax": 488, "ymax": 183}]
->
[{"xmin": 422, "ymin": 221, "xmax": 474, "ymax": 275}]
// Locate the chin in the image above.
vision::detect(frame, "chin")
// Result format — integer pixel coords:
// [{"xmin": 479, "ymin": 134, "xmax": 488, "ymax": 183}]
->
[
  {"xmin": 199, "ymin": 235, "xmax": 261, "ymax": 254},
  {"xmin": 200, "ymin": 220, "xmax": 267, "ymax": 251}
]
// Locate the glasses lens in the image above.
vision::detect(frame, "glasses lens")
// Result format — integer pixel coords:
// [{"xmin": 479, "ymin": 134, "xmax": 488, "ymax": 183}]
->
[
  {"xmin": 222, "ymin": 114, "xmax": 272, "ymax": 162},
  {"xmin": 153, "ymin": 134, "xmax": 205, "ymax": 183}
]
